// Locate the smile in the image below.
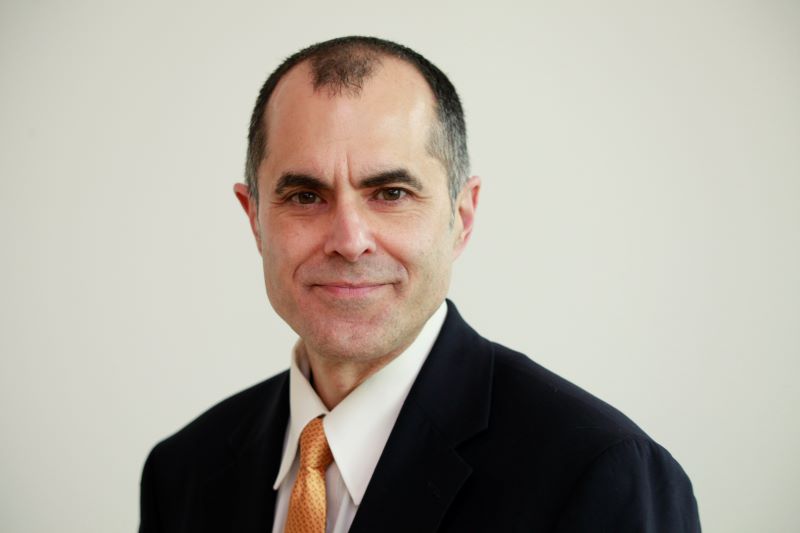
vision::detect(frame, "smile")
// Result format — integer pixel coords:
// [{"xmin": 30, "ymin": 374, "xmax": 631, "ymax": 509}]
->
[{"xmin": 311, "ymin": 282, "xmax": 391, "ymax": 298}]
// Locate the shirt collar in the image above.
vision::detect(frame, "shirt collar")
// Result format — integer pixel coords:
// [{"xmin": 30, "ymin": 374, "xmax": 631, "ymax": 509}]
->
[{"xmin": 273, "ymin": 301, "xmax": 448, "ymax": 504}]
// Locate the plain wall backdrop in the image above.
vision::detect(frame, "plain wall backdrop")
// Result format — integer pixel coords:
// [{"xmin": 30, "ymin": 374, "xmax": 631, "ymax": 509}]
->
[{"xmin": 1, "ymin": 0, "xmax": 798, "ymax": 531}]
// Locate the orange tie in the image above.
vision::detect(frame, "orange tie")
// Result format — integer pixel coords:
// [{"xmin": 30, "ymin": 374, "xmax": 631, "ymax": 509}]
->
[{"xmin": 284, "ymin": 417, "xmax": 334, "ymax": 533}]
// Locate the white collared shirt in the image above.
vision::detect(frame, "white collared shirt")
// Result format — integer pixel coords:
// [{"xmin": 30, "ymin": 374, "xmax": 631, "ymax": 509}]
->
[{"xmin": 270, "ymin": 302, "xmax": 447, "ymax": 533}]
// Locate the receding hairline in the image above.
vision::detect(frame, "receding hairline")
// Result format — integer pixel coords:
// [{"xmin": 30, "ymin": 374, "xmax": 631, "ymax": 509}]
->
[
  {"xmin": 266, "ymin": 53, "xmax": 437, "ymax": 114},
  {"xmin": 258, "ymin": 54, "xmax": 444, "ymax": 165}
]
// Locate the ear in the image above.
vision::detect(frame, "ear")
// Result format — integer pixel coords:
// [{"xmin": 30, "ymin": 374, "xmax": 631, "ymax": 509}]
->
[
  {"xmin": 233, "ymin": 183, "xmax": 263, "ymax": 254},
  {"xmin": 453, "ymin": 175, "xmax": 481, "ymax": 259}
]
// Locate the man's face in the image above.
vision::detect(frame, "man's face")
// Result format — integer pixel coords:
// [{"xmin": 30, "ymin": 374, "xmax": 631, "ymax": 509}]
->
[{"xmin": 237, "ymin": 58, "xmax": 478, "ymax": 363}]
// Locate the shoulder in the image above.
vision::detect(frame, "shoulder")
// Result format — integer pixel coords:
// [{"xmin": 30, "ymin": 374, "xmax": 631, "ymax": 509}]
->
[
  {"xmin": 488, "ymin": 341, "xmax": 647, "ymax": 442},
  {"xmin": 448, "ymin": 336, "xmax": 699, "ymax": 529},
  {"xmin": 439, "ymin": 302, "xmax": 649, "ymax": 450},
  {"xmin": 464, "ymin": 340, "xmax": 677, "ymax": 492},
  {"xmin": 145, "ymin": 371, "xmax": 289, "ymax": 478},
  {"xmin": 554, "ymin": 430, "xmax": 701, "ymax": 531}
]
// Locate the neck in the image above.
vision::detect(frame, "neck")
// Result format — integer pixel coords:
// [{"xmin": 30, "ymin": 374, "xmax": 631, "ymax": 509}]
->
[{"xmin": 302, "ymin": 344, "xmax": 403, "ymax": 409}]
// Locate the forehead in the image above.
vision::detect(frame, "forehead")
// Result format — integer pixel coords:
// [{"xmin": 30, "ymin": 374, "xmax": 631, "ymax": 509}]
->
[{"xmin": 261, "ymin": 57, "xmax": 440, "ymax": 174}]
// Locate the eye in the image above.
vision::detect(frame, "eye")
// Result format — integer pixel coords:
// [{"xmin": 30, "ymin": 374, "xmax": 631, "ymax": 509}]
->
[
  {"xmin": 376, "ymin": 188, "xmax": 407, "ymax": 202},
  {"xmin": 290, "ymin": 191, "xmax": 321, "ymax": 205}
]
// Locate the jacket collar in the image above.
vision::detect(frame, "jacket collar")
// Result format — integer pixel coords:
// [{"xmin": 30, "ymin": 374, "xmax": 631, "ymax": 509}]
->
[{"xmin": 349, "ymin": 300, "xmax": 494, "ymax": 532}]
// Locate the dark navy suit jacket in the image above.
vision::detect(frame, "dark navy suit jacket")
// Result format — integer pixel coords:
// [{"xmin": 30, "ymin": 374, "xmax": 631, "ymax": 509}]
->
[{"xmin": 140, "ymin": 301, "xmax": 700, "ymax": 532}]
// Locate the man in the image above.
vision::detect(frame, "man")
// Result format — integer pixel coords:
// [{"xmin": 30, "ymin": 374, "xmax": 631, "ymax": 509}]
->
[{"xmin": 140, "ymin": 36, "xmax": 700, "ymax": 532}]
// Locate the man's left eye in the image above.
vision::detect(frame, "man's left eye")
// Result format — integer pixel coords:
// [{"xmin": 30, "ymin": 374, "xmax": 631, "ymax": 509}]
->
[{"xmin": 377, "ymin": 188, "xmax": 407, "ymax": 202}]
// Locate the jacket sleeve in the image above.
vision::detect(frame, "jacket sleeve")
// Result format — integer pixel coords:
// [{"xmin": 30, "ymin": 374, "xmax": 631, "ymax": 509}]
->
[{"xmin": 554, "ymin": 436, "xmax": 701, "ymax": 533}]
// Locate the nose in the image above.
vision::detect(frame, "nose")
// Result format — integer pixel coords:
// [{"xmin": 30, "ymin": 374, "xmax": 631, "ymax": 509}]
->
[{"xmin": 323, "ymin": 201, "xmax": 376, "ymax": 262}]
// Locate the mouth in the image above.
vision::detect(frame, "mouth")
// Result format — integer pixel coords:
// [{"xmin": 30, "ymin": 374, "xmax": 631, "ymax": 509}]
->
[{"xmin": 310, "ymin": 282, "xmax": 392, "ymax": 298}]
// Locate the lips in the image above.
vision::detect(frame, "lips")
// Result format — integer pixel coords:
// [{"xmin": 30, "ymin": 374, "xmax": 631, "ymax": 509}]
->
[
  {"xmin": 312, "ymin": 281, "xmax": 386, "ymax": 287},
  {"xmin": 310, "ymin": 281, "xmax": 392, "ymax": 298}
]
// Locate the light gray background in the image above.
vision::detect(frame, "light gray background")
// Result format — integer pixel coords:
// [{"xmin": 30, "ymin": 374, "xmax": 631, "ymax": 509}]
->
[{"xmin": 2, "ymin": 1, "xmax": 798, "ymax": 531}]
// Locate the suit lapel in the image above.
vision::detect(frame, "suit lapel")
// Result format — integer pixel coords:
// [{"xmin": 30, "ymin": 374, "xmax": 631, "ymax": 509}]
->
[
  {"xmin": 350, "ymin": 301, "xmax": 494, "ymax": 533},
  {"xmin": 199, "ymin": 373, "xmax": 290, "ymax": 532}
]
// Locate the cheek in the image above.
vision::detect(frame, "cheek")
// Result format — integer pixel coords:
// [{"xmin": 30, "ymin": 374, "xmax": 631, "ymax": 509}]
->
[
  {"xmin": 380, "ymin": 218, "xmax": 454, "ymax": 276},
  {"xmin": 261, "ymin": 220, "xmax": 318, "ymax": 282}
]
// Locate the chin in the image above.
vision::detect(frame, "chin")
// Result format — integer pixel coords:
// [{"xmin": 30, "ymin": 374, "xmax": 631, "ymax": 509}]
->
[{"xmin": 305, "ymin": 320, "xmax": 403, "ymax": 362}]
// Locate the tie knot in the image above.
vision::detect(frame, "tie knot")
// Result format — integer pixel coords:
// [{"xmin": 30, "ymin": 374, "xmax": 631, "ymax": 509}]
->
[{"xmin": 298, "ymin": 417, "xmax": 333, "ymax": 470}]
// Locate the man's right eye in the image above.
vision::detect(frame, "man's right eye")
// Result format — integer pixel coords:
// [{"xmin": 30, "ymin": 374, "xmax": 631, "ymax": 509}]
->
[{"xmin": 290, "ymin": 191, "xmax": 320, "ymax": 205}]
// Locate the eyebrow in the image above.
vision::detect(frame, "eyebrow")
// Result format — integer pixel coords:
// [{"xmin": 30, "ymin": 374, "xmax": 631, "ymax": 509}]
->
[
  {"xmin": 360, "ymin": 169, "xmax": 424, "ymax": 192},
  {"xmin": 274, "ymin": 168, "xmax": 424, "ymax": 195},
  {"xmin": 274, "ymin": 174, "xmax": 331, "ymax": 195}
]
